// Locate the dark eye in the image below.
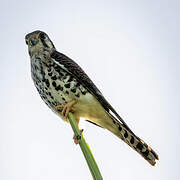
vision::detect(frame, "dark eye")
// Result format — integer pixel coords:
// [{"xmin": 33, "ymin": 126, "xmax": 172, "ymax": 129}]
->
[
  {"xmin": 25, "ymin": 39, "xmax": 28, "ymax": 45},
  {"xmin": 29, "ymin": 39, "xmax": 37, "ymax": 46}
]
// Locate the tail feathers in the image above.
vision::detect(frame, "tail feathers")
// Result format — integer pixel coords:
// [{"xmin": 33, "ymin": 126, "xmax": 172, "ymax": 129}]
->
[{"xmin": 108, "ymin": 120, "xmax": 159, "ymax": 166}]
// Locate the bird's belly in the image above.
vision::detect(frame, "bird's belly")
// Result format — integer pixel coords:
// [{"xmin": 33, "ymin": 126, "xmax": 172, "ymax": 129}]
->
[
  {"xmin": 33, "ymin": 72, "xmax": 109, "ymax": 125},
  {"xmin": 74, "ymin": 93, "xmax": 111, "ymax": 127}
]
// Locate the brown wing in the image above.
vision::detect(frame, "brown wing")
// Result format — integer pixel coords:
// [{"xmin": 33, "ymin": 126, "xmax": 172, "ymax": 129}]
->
[{"xmin": 51, "ymin": 50, "xmax": 135, "ymax": 135}]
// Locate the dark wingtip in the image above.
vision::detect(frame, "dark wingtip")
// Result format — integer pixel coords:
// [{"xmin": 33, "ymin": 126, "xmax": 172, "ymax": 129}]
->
[
  {"xmin": 151, "ymin": 149, "xmax": 159, "ymax": 160},
  {"xmin": 139, "ymin": 139, "xmax": 159, "ymax": 166}
]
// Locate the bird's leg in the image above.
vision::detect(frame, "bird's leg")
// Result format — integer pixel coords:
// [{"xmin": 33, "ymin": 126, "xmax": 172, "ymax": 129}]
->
[
  {"xmin": 73, "ymin": 129, "xmax": 83, "ymax": 144},
  {"xmin": 56, "ymin": 100, "xmax": 77, "ymax": 119},
  {"xmin": 56, "ymin": 100, "xmax": 83, "ymax": 144}
]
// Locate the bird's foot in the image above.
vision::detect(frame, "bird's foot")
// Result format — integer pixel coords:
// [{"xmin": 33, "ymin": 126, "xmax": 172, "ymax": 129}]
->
[
  {"xmin": 56, "ymin": 100, "xmax": 76, "ymax": 119},
  {"xmin": 73, "ymin": 129, "xmax": 83, "ymax": 144}
]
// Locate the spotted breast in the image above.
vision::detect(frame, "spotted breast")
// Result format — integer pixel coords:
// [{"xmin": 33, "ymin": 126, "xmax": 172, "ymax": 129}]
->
[{"xmin": 31, "ymin": 53, "xmax": 88, "ymax": 120}]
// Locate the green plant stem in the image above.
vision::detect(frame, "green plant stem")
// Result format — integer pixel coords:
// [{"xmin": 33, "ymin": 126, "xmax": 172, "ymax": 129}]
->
[{"xmin": 68, "ymin": 112, "xmax": 103, "ymax": 180}]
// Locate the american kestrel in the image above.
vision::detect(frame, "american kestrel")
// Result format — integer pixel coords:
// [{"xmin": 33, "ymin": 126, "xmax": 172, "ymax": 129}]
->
[{"xmin": 25, "ymin": 30, "xmax": 159, "ymax": 166}]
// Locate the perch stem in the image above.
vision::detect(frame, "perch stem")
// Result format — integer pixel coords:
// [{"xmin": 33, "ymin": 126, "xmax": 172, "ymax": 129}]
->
[{"xmin": 68, "ymin": 112, "xmax": 103, "ymax": 180}]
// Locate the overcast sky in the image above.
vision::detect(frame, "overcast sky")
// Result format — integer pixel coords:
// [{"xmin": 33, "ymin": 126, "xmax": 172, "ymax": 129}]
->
[{"xmin": 0, "ymin": 0, "xmax": 180, "ymax": 179}]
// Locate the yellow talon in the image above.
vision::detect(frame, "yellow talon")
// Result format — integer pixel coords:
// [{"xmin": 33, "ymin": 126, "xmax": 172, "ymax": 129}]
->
[{"xmin": 56, "ymin": 100, "xmax": 76, "ymax": 119}]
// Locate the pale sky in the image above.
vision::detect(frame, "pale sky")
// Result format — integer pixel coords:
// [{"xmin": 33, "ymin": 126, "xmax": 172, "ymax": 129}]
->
[{"xmin": 0, "ymin": 0, "xmax": 180, "ymax": 179}]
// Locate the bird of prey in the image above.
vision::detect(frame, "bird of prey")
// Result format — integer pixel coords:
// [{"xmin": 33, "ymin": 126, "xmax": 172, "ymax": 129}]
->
[{"xmin": 25, "ymin": 30, "xmax": 159, "ymax": 166}]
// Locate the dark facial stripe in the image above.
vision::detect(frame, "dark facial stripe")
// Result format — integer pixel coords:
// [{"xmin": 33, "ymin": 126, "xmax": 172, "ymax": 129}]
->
[
  {"xmin": 39, "ymin": 32, "xmax": 49, "ymax": 48},
  {"xmin": 41, "ymin": 38, "xmax": 49, "ymax": 48}
]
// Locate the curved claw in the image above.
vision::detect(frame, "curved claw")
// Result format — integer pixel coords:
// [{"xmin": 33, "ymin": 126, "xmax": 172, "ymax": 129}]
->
[
  {"xmin": 73, "ymin": 135, "xmax": 81, "ymax": 144},
  {"xmin": 56, "ymin": 100, "xmax": 76, "ymax": 119},
  {"xmin": 73, "ymin": 129, "xmax": 83, "ymax": 144}
]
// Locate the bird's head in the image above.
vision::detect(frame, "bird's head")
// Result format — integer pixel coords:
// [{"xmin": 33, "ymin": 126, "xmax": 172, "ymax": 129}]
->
[{"xmin": 25, "ymin": 30, "xmax": 55, "ymax": 57}]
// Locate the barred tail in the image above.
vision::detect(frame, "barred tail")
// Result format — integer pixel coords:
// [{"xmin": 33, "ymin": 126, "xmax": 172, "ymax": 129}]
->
[{"xmin": 107, "ymin": 119, "xmax": 159, "ymax": 166}]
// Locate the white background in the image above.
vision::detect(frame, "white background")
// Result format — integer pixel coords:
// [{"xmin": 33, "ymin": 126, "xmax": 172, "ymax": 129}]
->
[{"xmin": 0, "ymin": 0, "xmax": 179, "ymax": 179}]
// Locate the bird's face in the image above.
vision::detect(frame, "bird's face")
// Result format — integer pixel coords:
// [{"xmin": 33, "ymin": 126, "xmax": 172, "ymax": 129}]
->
[{"xmin": 25, "ymin": 30, "xmax": 55, "ymax": 57}]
